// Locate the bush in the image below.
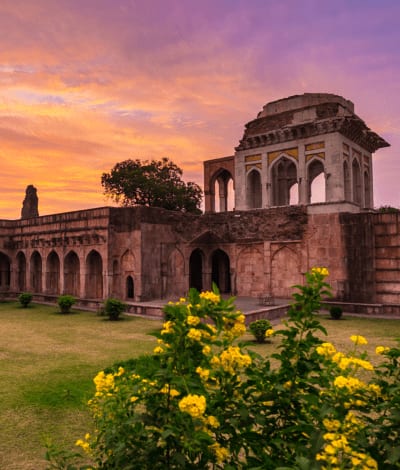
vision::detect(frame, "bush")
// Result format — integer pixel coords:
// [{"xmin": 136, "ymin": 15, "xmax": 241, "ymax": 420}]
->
[
  {"xmin": 57, "ymin": 295, "xmax": 76, "ymax": 314},
  {"xmin": 103, "ymin": 298, "xmax": 126, "ymax": 321},
  {"xmin": 249, "ymin": 318, "xmax": 272, "ymax": 343},
  {"xmin": 48, "ymin": 269, "xmax": 400, "ymax": 470},
  {"xmin": 18, "ymin": 292, "xmax": 33, "ymax": 308},
  {"xmin": 329, "ymin": 305, "xmax": 343, "ymax": 320}
]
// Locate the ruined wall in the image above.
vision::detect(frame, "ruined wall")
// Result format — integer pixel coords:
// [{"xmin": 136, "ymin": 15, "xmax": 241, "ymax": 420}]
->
[{"xmin": 373, "ymin": 212, "xmax": 400, "ymax": 304}]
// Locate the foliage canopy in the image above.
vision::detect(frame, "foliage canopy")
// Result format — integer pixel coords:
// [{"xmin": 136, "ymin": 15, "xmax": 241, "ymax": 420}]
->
[{"xmin": 101, "ymin": 157, "xmax": 202, "ymax": 214}]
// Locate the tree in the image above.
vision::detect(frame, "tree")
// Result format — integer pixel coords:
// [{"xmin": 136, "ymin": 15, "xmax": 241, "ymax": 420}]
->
[{"xmin": 101, "ymin": 157, "xmax": 202, "ymax": 214}]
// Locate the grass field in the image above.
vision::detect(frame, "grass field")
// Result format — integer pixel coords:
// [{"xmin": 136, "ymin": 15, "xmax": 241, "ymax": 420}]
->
[{"xmin": 1, "ymin": 301, "xmax": 400, "ymax": 469}]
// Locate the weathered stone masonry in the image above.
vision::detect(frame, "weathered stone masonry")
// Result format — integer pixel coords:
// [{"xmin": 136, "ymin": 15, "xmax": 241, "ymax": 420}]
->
[{"xmin": 0, "ymin": 93, "xmax": 399, "ymax": 314}]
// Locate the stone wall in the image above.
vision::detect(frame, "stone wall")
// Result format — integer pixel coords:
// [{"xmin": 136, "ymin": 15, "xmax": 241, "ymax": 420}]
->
[
  {"xmin": 339, "ymin": 213, "xmax": 376, "ymax": 303},
  {"xmin": 373, "ymin": 212, "xmax": 400, "ymax": 304}
]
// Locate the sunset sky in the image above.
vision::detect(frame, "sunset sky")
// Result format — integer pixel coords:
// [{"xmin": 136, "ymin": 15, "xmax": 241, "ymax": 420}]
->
[{"xmin": 0, "ymin": 0, "xmax": 399, "ymax": 219}]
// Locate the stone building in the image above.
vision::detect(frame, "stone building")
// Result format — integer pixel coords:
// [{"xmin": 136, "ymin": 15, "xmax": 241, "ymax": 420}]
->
[{"xmin": 1, "ymin": 93, "xmax": 399, "ymax": 314}]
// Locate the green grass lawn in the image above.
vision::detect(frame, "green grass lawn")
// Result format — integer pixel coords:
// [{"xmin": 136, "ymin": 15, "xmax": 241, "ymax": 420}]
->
[
  {"xmin": 1, "ymin": 302, "xmax": 400, "ymax": 469},
  {"xmin": 0, "ymin": 301, "xmax": 162, "ymax": 470}
]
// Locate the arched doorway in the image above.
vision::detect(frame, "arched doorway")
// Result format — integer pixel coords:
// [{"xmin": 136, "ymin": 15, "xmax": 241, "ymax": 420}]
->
[
  {"xmin": 246, "ymin": 169, "xmax": 262, "ymax": 209},
  {"xmin": 64, "ymin": 251, "xmax": 80, "ymax": 297},
  {"xmin": 272, "ymin": 157, "xmax": 298, "ymax": 206},
  {"xmin": 211, "ymin": 249, "xmax": 231, "ymax": 293},
  {"xmin": 85, "ymin": 250, "xmax": 103, "ymax": 299},
  {"xmin": 126, "ymin": 276, "xmax": 134, "ymax": 299},
  {"xmin": 0, "ymin": 253, "xmax": 11, "ymax": 291},
  {"xmin": 16, "ymin": 252, "xmax": 26, "ymax": 292},
  {"xmin": 46, "ymin": 251, "xmax": 60, "ymax": 294},
  {"xmin": 189, "ymin": 249, "xmax": 204, "ymax": 292},
  {"xmin": 30, "ymin": 251, "xmax": 42, "ymax": 293}
]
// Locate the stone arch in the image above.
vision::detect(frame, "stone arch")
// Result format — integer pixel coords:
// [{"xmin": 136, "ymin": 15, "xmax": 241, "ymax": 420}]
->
[
  {"xmin": 352, "ymin": 158, "xmax": 362, "ymax": 205},
  {"xmin": 343, "ymin": 160, "xmax": 351, "ymax": 201},
  {"xmin": 189, "ymin": 248, "xmax": 204, "ymax": 292},
  {"xmin": 16, "ymin": 251, "xmax": 26, "ymax": 292},
  {"xmin": 246, "ymin": 169, "xmax": 262, "ymax": 209},
  {"xmin": 46, "ymin": 251, "xmax": 60, "ymax": 294},
  {"xmin": 85, "ymin": 250, "xmax": 103, "ymax": 299},
  {"xmin": 236, "ymin": 246, "xmax": 264, "ymax": 297},
  {"xmin": 271, "ymin": 156, "xmax": 298, "ymax": 206},
  {"xmin": 30, "ymin": 251, "xmax": 42, "ymax": 293},
  {"xmin": 64, "ymin": 251, "xmax": 80, "ymax": 297},
  {"xmin": 271, "ymin": 246, "xmax": 302, "ymax": 298},
  {"xmin": 211, "ymin": 249, "xmax": 231, "ymax": 294},
  {"xmin": 126, "ymin": 275, "xmax": 134, "ymax": 299},
  {"xmin": 167, "ymin": 248, "xmax": 185, "ymax": 298},
  {"xmin": 212, "ymin": 169, "xmax": 234, "ymax": 212},
  {"xmin": 0, "ymin": 252, "xmax": 11, "ymax": 291},
  {"xmin": 364, "ymin": 170, "xmax": 371, "ymax": 208},
  {"xmin": 307, "ymin": 159, "xmax": 325, "ymax": 203}
]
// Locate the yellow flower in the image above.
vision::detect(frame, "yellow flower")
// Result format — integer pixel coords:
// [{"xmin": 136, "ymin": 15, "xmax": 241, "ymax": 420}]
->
[
  {"xmin": 375, "ymin": 345, "xmax": 389, "ymax": 355},
  {"xmin": 316, "ymin": 342, "xmax": 337, "ymax": 357},
  {"xmin": 323, "ymin": 418, "xmax": 341, "ymax": 432},
  {"xmin": 202, "ymin": 345, "xmax": 211, "ymax": 355},
  {"xmin": 219, "ymin": 346, "xmax": 252, "ymax": 374},
  {"xmin": 350, "ymin": 335, "xmax": 368, "ymax": 345},
  {"xmin": 187, "ymin": 328, "xmax": 202, "ymax": 341},
  {"xmin": 210, "ymin": 356, "xmax": 220, "ymax": 367},
  {"xmin": 209, "ymin": 442, "xmax": 229, "ymax": 463},
  {"xmin": 75, "ymin": 438, "xmax": 90, "ymax": 453},
  {"xmin": 153, "ymin": 346, "xmax": 164, "ymax": 354},
  {"xmin": 93, "ymin": 371, "xmax": 115, "ymax": 394},
  {"xmin": 187, "ymin": 315, "xmax": 200, "ymax": 326},
  {"xmin": 130, "ymin": 396, "xmax": 139, "ymax": 402},
  {"xmin": 265, "ymin": 328, "xmax": 275, "ymax": 337},
  {"xmin": 161, "ymin": 320, "xmax": 174, "ymax": 335},
  {"xmin": 199, "ymin": 291, "xmax": 220, "ymax": 304},
  {"xmin": 160, "ymin": 385, "xmax": 180, "ymax": 397},
  {"xmin": 196, "ymin": 366, "xmax": 210, "ymax": 380},
  {"xmin": 311, "ymin": 267, "xmax": 329, "ymax": 277},
  {"xmin": 178, "ymin": 394, "xmax": 206, "ymax": 418},
  {"xmin": 206, "ymin": 415, "xmax": 220, "ymax": 428}
]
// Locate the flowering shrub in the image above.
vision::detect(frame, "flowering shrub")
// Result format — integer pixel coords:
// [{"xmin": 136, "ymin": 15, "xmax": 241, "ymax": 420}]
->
[{"xmin": 48, "ymin": 268, "xmax": 400, "ymax": 469}]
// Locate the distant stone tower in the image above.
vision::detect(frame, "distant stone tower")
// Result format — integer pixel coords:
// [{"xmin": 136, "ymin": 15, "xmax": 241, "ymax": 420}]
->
[{"xmin": 21, "ymin": 185, "xmax": 39, "ymax": 219}]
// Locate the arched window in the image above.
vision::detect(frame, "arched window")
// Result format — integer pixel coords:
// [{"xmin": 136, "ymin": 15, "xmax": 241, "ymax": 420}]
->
[
  {"xmin": 246, "ymin": 169, "xmax": 262, "ymax": 209},
  {"xmin": 352, "ymin": 159, "xmax": 362, "ymax": 205},
  {"xmin": 364, "ymin": 171, "xmax": 371, "ymax": 208},
  {"xmin": 126, "ymin": 276, "xmax": 134, "ymax": 299},
  {"xmin": 343, "ymin": 161, "xmax": 351, "ymax": 201},
  {"xmin": 272, "ymin": 157, "xmax": 297, "ymax": 206},
  {"xmin": 189, "ymin": 249, "xmax": 204, "ymax": 292},
  {"xmin": 213, "ymin": 169, "xmax": 234, "ymax": 212},
  {"xmin": 307, "ymin": 159, "xmax": 325, "ymax": 203}
]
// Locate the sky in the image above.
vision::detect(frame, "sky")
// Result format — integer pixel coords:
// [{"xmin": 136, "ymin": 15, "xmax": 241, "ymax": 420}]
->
[{"xmin": 0, "ymin": 0, "xmax": 399, "ymax": 219}]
